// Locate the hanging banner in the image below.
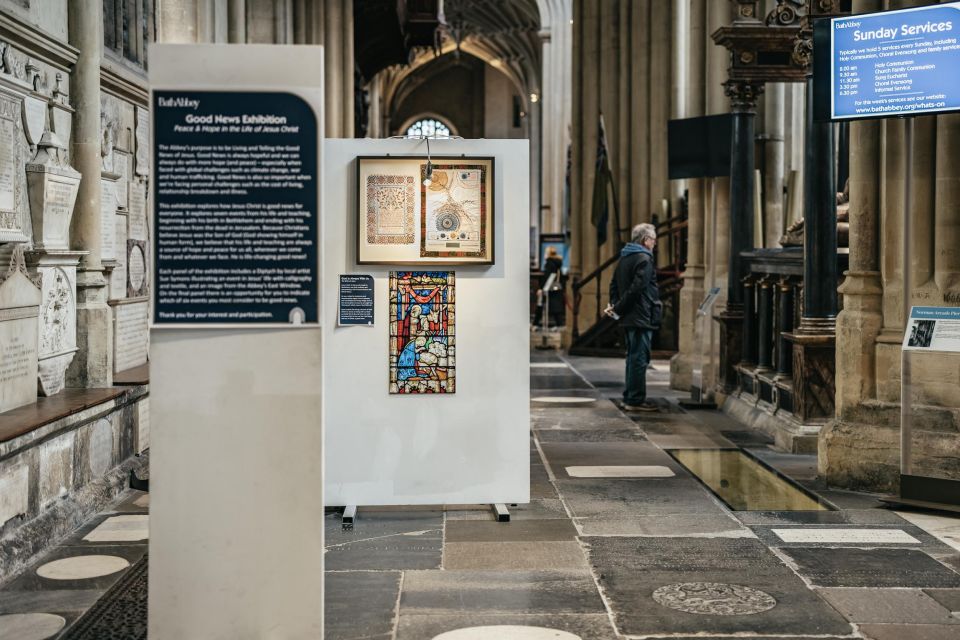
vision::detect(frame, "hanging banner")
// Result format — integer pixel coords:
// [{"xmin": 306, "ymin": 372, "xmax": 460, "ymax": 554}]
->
[
  {"xmin": 819, "ymin": 2, "xmax": 960, "ymax": 121},
  {"xmin": 903, "ymin": 306, "xmax": 960, "ymax": 353}
]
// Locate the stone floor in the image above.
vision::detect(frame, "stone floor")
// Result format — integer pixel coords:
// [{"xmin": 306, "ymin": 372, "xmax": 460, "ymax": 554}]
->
[{"xmin": 3, "ymin": 352, "xmax": 960, "ymax": 639}]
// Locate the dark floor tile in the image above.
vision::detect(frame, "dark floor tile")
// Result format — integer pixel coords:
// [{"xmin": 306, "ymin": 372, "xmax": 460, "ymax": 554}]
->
[
  {"xmin": 816, "ymin": 489, "xmax": 888, "ymax": 510},
  {"xmin": 399, "ymin": 570, "xmax": 605, "ymax": 615},
  {"xmin": 575, "ymin": 513, "xmax": 748, "ymax": 536},
  {"xmin": 782, "ymin": 547, "xmax": 960, "ymax": 588},
  {"xmin": 530, "ymin": 374, "xmax": 593, "ymax": 390},
  {"xmin": 720, "ymin": 429, "xmax": 776, "ymax": 447},
  {"xmin": 324, "ymin": 571, "xmax": 400, "ymax": 640},
  {"xmin": 582, "ymin": 536, "xmax": 852, "ymax": 637},
  {"xmin": 445, "ymin": 519, "xmax": 578, "ymax": 543},
  {"xmin": 534, "ymin": 428, "xmax": 645, "ymax": 443},
  {"xmin": 858, "ymin": 623, "xmax": 960, "ymax": 640},
  {"xmin": 751, "ymin": 524, "xmax": 953, "ymax": 553},
  {"xmin": 556, "ymin": 477, "xmax": 725, "ymax": 519},
  {"xmin": 324, "ymin": 511, "xmax": 443, "ymax": 571},
  {"xmin": 445, "ymin": 499, "xmax": 569, "ymax": 522},
  {"xmin": 925, "ymin": 589, "xmax": 960, "ymax": 612},
  {"xmin": 735, "ymin": 509, "xmax": 910, "ymax": 526},
  {"xmin": 530, "ymin": 463, "xmax": 558, "ymax": 499},
  {"xmin": 0, "ymin": 588, "xmax": 102, "ymax": 614},
  {"xmin": 2, "ymin": 545, "xmax": 147, "ymax": 593},
  {"xmin": 539, "ymin": 442, "xmax": 681, "ymax": 479},
  {"xmin": 396, "ymin": 613, "xmax": 619, "ymax": 640}
]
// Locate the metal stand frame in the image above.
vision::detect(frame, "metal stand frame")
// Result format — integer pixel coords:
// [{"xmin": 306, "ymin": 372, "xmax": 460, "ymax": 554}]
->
[{"xmin": 339, "ymin": 504, "xmax": 511, "ymax": 531}]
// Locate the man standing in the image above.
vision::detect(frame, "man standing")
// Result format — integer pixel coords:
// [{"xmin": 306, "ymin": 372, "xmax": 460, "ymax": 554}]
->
[{"xmin": 606, "ymin": 223, "xmax": 661, "ymax": 412}]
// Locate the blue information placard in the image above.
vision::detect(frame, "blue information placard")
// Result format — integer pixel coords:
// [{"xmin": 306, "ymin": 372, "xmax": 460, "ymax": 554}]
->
[{"xmin": 829, "ymin": 3, "xmax": 960, "ymax": 120}]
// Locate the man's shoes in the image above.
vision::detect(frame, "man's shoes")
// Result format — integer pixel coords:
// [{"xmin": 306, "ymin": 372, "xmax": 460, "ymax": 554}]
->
[{"xmin": 619, "ymin": 401, "xmax": 659, "ymax": 412}]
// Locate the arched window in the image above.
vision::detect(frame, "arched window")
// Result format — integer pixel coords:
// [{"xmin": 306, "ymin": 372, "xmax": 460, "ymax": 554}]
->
[{"xmin": 405, "ymin": 118, "xmax": 452, "ymax": 139}]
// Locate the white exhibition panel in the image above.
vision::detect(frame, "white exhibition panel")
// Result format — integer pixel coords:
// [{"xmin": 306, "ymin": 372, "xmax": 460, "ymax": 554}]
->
[
  {"xmin": 324, "ymin": 138, "xmax": 530, "ymax": 507},
  {"xmin": 148, "ymin": 44, "xmax": 324, "ymax": 640}
]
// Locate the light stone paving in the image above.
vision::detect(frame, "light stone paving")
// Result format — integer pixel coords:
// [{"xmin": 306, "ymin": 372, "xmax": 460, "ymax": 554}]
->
[
  {"xmin": 432, "ymin": 626, "xmax": 582, "ymax": 639},
  {"xmin": 565, "ymin": 465, "xmax": 675, "ymax": 478},
  {"xmin": 771, "ymin": 528, "xmax": 920, "ymax": 544},
  {"xmin": 0, "ymin": 613, "xmax": 66, "ymax": 640},
  {"xmin": 531, "ymin": 397, "xmax": 595, "ymax": 404},
  {"xmin": 83, "ymin": 514, "xmax": 149, "ymax": 543},
  {"xmin": 530, "ymin": 363, "xmax": 569, "ymax": 369},
  {"xmin": 36, "ymin": 555, "xmax": 129, "ymax": 580},
  {"xmin": 897, "ymin": 511, "xmax": 960, "ymax": 551}
]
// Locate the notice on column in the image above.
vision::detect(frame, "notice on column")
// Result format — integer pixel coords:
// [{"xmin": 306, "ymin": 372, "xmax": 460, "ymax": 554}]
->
[
  {"xmin": 153, "ymin": 91, "xmax": 318, "ymax": 326},
  {"xmin": 831, "ymin": 3, "xmax": 960, "ymax": 119},
  {"xmin": 338, "ymin": 275, "xmax": 374, "ymax": 326},
  {"xmin": 903, "ymin": 307, "xmax": 960, "ymax": 353}
]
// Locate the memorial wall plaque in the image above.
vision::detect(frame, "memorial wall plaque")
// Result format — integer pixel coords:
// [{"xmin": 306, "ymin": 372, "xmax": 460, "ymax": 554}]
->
[
  {"xmin": 153, "ymin": 90, "xmax": 319, "ymax": 326},
  {"xmin": 22, "ymin": 95, "xmax": 46, "ymax": 147},
  {"xmin": 0, "ymin": 246, "xmax": 41, "ymax": 413},
  {"xmin": 115, "ymin": 150, "xmax": 129, "ymax": 210},
  {"xmin": 128, "ymin": 181, "xmax": 147, "ymax": 241},
  {"xmin": 110, "ymin": 212, "xmax": 128, "ymax": 300},
  {"xmin": 100, "ymin": 178, "xmax": 118, "ymax": 261},
  {"xmin": 0, "ymin": 92, "xmax": 24, "ymax": 242},
  {"xmin": 135, "ymin": 107, "xmax": 149, "ymax": 176},
  {"xmin": 114, "ymin": 300, "xmax": 149, "ymax": 372},
  {"xmin": 127, "ymin": 239, "xmax": 147, "ymax": 297},
  {"xmin": 34, "ymin": 261, "xmax": 79, "ymax": 397}
]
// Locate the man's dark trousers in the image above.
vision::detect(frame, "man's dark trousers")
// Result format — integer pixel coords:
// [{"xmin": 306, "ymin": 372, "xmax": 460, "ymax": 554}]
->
[{"xmin": 623, "ymin": 327, "xmax": 653, "ymax": 406}]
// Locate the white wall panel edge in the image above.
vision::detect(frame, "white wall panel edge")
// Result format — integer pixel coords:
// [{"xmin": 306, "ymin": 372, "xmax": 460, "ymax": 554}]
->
[{"xmin": 323, "ymin": 138, "xmax": 531, "ymax": 507}]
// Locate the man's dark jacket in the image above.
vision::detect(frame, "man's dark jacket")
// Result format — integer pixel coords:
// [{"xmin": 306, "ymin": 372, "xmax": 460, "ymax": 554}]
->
[{"xmin": 609, "ymin": 243, "xmax": 660, "ymax": 329}]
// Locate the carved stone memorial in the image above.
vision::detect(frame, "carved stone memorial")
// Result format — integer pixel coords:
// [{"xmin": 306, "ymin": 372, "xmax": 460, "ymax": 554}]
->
[
  {"xmin": 113, "ymin": 300, "xmax": 148, "ymax": 373},
  {"xmin": 109, "ymin": 210, "xmax": 128, "ymax": 300},
  {"xmin": 127, "ymin": 239, "xmax": 147, "ymax": 298},
  {"xmin": 128, "ymin": 181, "xmax": 146, "ymax": 242},
  {"xmin": 135, "ymin": 107, "xmax": 149, "ymax": 177},
  {"xmin": 100, "ymin": 174, "xmax": 118, "ymax": 261},
  {"xmin": 0, "ymin": 90, "xmax": 25, "ymax": 243},
  {"xmin": 0, "ymin": 245, "xmax": 41, "ymax": 413},
  {"xmin": 26, "ymin": 127, "xmax": 80, "ymax": 251}
]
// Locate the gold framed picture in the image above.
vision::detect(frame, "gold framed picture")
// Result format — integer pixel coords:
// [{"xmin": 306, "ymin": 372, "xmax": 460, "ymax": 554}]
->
[{"xmin": 356, "ymin": 156, "xmax": 495, "ymax": 265}]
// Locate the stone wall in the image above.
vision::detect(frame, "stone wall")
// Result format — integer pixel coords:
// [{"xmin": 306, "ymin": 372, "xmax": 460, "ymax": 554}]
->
[{"xmin": 0, "ymin": 0, "xmax": 151, "ymax": 582}]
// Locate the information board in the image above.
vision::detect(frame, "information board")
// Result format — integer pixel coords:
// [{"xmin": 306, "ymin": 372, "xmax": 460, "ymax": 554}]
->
[
  {"xmin": 903, "ymin": 306, "xmax": 960, "ymax": 353},
  {"xmin": 153, "ymin": 91, "xmax": 319, "ymax": 326},
  {"xmin": 826, "ymin": 3, "xmax": 960, "ymax": 120},
  {"xmin": 337, "ymin": 274, "xmax": 374, "ymax": 326}
]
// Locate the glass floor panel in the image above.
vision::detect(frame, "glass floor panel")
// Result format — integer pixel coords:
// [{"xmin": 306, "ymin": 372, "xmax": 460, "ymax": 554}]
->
[{"xmin": 669, "ymin": 449, "xmax": 832, "ymax": 511}]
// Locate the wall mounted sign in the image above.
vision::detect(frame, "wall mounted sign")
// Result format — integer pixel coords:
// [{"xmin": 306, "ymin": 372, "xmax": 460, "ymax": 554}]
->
[
  {"xmin": 816, "ymin": 3, "xmax": 960, "ymax": 121},
  {"xmin": 152, "ymin": 90, "xmax": 319, "ymax": 327},
  {"xmin": 357, "ymin": 156, "xmax": 494, "ymax": 265},
  {"xmin": 337, "ymin": 274, "xmax": 374, "ymax": 326},
  {"xmin": 903, "ymin": 306, "xmax": 960, "ymax": 353}
]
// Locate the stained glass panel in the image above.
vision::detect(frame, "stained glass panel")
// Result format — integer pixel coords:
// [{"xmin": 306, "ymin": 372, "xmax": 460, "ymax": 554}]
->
[{"xmin": 389, "ymin": 271, "xmax": 455, "ymax": 394}]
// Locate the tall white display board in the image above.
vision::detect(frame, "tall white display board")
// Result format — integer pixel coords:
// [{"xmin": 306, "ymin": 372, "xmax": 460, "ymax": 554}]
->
[
  {"xmin": 148, "ymin": 45, "xmax": 324, "ymax": 639},
  {"xmin": 324, "ymin": 139, "xmax": 530, "ymax": 507}
]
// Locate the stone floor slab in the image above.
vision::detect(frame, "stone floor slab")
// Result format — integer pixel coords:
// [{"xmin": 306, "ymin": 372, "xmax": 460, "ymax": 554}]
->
[
  {"xmin": 324, "ymin": 511, "xmax": 443, "ymax": 571},
  {"xmin": 782, "ymin": 547, "xmax": 960, "ymax": 588},
  {"xmin": 3, "ymin": 545, "xmax": 146, "ymax": 592},
  {"xmin": 556, "ymin": 478, "xmax": 726, "ymax": 519},
  {"xmin": 898, "ymin": 511, "xmax": 960, "ymax": 552},
  {"xmin": 443, "ymin": 542, "xmax": 587, "ymax": 570},
  {"xmin": 816, "ymin": 588, "xmax": 958, "ymax": 624},
  {"xmin": 926, "ymin": 589, "xmax": 960, "ymax": 613},
  {"xmin": 533, "ymin": 428, "xmax": 645, "ymax": 443},
  {"xmin": 399, "ymin": 570, "xmax": 605, "ymax": 615},
  {"xmin": 396, "ymin": 614, "xmax": 618, "ymax": 640},
  {"xmin": 539, "ymin": 442, "xmax": 681, "ymax": 478},
  {"xmin": 772, "ymin": 527, "xmax": 920, "ymax": 544},
  {"xmin": 0, "ymin": 589, "xmax": 102, "ymax": 615},
  {"xmin": 574, "ymin": 514, "xmax": 749, "ymax": 537},
  {"xmin": 735, "ymin": 509, "xmax": 910, "ymax": 526},
  {"xmin": 582, "ymin": 536, "xmax": 852, "ymax": 637},
  {"xmin": 530, "ymin": 374, "xmax": 592, "ymax": 390},
  {"xmin": 324, "ymin": 571, "xmax": 401, "ymax": 640},
  {"xmin": 565, "ymin": 465, "xmax": 675, "ymax": 478},
  {"xmin": 859, "ymin": 623, "xmax": 960, "ymax": 640},
  {"xmin": 444, "ymin": 500, "xmax": 569, "ymax": 522},
  {"xmin": 445, "ymin": 519, "xmax": 578, "ymax": 543}
]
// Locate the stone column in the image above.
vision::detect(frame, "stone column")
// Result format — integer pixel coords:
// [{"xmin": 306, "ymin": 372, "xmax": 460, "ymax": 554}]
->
[
  {"xmin": 757, "ymin": 277, "xmax": 774, "ymax": 371},
  {"xmin": 763, "ymin": 83, "xmax": 786, "ymax": 247},
  {"xmin": 228, "ymin": 0, "xmax": 246, "ymax": 42},
  {"xmin": 670, "ymin": 0, "xmax": 706, "ymax": 390},
  {"xmin": 66, "ymin": 0, "xmax": 112, "ymax": 387},
  {"xmin": 716, "ymin": 80, "xmax": 762, "ymax": 393}
]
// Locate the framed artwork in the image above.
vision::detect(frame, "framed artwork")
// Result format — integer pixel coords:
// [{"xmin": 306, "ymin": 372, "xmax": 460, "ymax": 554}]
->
[
  {"xmin": 357, "ymin": 156, "xmax": 495, "ymax": 265},
  {"xmin": 389, "ymin": 271, "xmax": 455, "ymax": 394}
]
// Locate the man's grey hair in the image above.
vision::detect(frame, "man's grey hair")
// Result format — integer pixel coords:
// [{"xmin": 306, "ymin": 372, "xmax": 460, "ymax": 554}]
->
[{"xmin": 631, "ymin": 223, "xmax": 657, "ymax": 244}]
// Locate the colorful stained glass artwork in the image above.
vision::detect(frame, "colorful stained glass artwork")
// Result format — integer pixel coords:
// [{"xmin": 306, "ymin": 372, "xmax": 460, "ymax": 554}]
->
[{"xmin": 389, "ymin": 271, "xmax": 455, "ymax": 394}]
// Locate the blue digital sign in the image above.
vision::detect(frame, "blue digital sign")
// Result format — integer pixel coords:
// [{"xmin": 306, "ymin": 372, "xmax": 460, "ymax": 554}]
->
[{"xmin": 830, "ymin": 3, "xmax": 960, "ymax": 120}]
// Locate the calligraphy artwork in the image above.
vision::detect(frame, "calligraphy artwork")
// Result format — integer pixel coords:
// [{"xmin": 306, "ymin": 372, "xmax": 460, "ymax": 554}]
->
[
  {"xmin": 366, "ymin": 174, "xmax": 416, "ymax": 245},
  {"xmin": 389, "ymin": 271, "xmax": 455, "ymax": 394},
  {"xmin": 357, "ymin": 156, "xmax": 494, "ymax": 265}
]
